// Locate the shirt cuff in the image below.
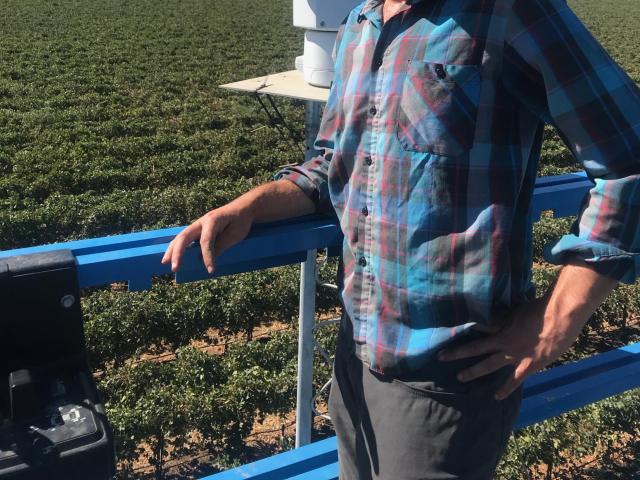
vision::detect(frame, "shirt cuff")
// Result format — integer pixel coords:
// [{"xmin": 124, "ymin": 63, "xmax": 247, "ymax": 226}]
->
[{"xmin": 544, "ymin": 235, "xmax": 640, "ymax": 284}]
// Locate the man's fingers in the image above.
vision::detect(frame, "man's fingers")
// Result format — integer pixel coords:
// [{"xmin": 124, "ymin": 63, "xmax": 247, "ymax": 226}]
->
[
  {"xmin": 457, "ymin": 353, "xmax": 511, "ymax": 383},
  {"xmin": 169, "ymin": 224, "xmax": 201, "ymax": 272},
  {"xmin": 170, "ymin": 236, "xmax": 191, "ymax": 272},
  {"xmin": 200, "ymin": 226, "xmax": 216, "ymax": 274},
  {"xmin": 495, "ymin": 378, "xmax": 521, "ymax": 401},
  {"xmin": 200, "ymin": 216, "xmax": 227, "ymax": 274},
  {"xmin": 161, "ymin": 242, "xmax": 174, "ymax": 265},
  {"xmin": 495, "ymin": 361, "xmax": 532, "ymax": 400},
  {"xmin": 438, "ymin": 336, "xmax": 497, "ymax": 362}
]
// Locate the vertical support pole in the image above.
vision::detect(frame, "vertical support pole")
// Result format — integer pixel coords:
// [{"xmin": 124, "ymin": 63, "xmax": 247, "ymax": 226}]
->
[
  {"xmin": 296, "ymin": 249, "xmax": 317, "ymax": 448},
  {"xmin": 304, "ymin": 101, "xmax": 322, "ymax": 162},
  {"xmin": 294, "ymin": 100, "xmax": 323, "ymax": 447}
]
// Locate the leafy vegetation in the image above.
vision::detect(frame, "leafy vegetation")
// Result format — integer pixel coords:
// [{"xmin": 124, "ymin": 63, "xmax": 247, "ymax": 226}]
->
[{"xmin": 1, "ymin": 0, "xmax": 639, "ymax": 478}]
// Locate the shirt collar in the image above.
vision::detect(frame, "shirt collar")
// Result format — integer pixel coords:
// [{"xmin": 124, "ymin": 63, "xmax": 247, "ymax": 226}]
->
[
  {"xmin": 359, "ymin": 0, "xmax": 425, "ymax": 19},
  {"xmin": 359, "ymin": 0, "xmax": 382, "ymax": 16}
]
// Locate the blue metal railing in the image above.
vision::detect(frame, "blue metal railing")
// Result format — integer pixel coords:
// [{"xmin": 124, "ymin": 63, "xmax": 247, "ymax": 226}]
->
[{"xmin": 0, "ymin": 172, "xmax": 591, "ymax": 290}]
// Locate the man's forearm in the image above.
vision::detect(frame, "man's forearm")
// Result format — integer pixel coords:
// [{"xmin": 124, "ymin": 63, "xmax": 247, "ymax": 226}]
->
[
  {"xmin": 229, "ymin": 179, "xmax": 317, "ymax": 223},
  {"xmin": 540, "ymin": 260, "xmax": 619, "ymax": 344}
]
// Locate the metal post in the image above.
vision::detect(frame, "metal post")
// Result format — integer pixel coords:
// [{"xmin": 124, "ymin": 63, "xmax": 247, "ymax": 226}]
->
[
  {"xmin": 294, "ymin": 100, "xmax": 322, "ymax": 447},
  {"xmin": 304, "ymin": 101, "xmax": 322, "ymax": 162},
  {"xmin": 295, "ymin": 249, "xmax": 317, "ymax": 447}
]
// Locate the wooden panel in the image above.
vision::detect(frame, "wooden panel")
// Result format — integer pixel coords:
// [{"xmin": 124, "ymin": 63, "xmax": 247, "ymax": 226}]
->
[{"xmin": 220, "ymin": 70, "xmax": 330, "ymax": 103}]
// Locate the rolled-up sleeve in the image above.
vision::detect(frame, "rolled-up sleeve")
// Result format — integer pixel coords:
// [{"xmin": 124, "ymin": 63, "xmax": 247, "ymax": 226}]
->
[
  {"xmin": 274, "ymin": 129, "xmax": 336, "ymax": 215},
  {"xmin": 274, "ymin": 22, "xmax": 347, "ymax": 217},
  {"xmin": 504, "ymin": 0, "xmax": 640, "ymax": 283}
]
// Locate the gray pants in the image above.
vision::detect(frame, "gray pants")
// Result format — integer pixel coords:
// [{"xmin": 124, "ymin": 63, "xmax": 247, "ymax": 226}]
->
[{"xmin": 328, "ymin": 329, "xmax": 522, "ymax": 480}]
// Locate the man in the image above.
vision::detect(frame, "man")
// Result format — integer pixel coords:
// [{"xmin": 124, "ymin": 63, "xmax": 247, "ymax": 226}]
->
[{"xmin": 163, "ymin": 0, "xmax": 640, "ymax": 477}]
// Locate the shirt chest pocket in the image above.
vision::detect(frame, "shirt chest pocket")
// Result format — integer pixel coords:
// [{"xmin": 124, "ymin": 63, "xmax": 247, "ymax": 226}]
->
[{"xmin": 396, "ymin": 61, "xmax": 482, "ymax": 157}]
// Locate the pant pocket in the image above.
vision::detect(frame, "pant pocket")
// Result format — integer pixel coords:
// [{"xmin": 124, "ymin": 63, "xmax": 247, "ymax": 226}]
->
[{"xmin": 369, "ymin": 366, "xmax": 512, "ymax": 479}]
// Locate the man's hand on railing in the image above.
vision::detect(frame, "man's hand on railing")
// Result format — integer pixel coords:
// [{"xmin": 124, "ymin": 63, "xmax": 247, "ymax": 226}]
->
[
  {"xmin": 162, "ymin": 204, "xmax": 255, "ymax": 274},
  {"xmin": 161, "ymin": 180, "xmax": 316, "ymax": 273}
]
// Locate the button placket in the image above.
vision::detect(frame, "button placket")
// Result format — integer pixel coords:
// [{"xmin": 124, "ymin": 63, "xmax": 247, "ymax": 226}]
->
[{"xmin": 361, "ymin": 61, "xmax": 386, "ymax": 321}]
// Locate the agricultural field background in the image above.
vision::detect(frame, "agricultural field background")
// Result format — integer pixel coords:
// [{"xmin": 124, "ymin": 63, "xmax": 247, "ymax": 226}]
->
[{"xmin": 1, "ymin": 0, "xmax": 640, "ymax": 478}]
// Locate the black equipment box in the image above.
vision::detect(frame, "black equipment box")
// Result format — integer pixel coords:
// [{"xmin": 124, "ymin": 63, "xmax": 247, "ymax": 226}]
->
[{"xmin": 0, "ymin": 250, "xmax": 115, "ymax": 480}]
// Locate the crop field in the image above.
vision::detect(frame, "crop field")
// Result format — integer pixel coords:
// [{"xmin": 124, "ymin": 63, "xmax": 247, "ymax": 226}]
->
[
  {"xmin": 1, "ymin": 0, "xmax": 640, "ymax": 478},
  {"xmin": 0, "ymin": 0, "xmax": 305, "ymax": 248}
]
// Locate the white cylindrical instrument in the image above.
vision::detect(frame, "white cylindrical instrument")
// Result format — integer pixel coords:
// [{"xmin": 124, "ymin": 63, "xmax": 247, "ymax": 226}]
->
[{"xmin": 293, "ymin": 0, "xmax": 361, "ymax": 87}]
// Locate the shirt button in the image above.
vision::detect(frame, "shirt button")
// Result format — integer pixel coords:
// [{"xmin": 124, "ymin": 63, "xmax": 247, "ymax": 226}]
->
[
  {"xmin": 369, "ymin": 106, "xmax": 377, "ymax": 116},
  {"xmin": 361, "ymin": 206, "xmax": 368, "ymax": 216},
  {"xmin": 359, "ymin": 256, "xmax": 367, "ymax": 267},
  {"xmin": 365, "ymin": 156, "xmax": 373, "ymax": 166}
]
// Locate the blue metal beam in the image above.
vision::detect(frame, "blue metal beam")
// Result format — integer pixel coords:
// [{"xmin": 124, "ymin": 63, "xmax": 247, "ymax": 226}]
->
[
  {"xmin": 0, "ymin": 174, "xmax": 593, "ymax": 290},
  {"xmin": 0, "ymin": 215, "xmax": 342, "ymax": 290},
  {"xmin": 534, "ymin": 171, "xmax": 587, "ymax": 188},
  {"xmin": 523, "ymin": 341, "xmax": 640, "ymax": 396},
  {"xmin": 517, "ymin": 342, "xmax": 640, "ymax": 428},
  {"xmin": 530, "ymin": 179, "xmax": 591, "ymax": 221},
  {"xmin": 199, "ymin": 437, "xmax": 338, "ymax": 480}
]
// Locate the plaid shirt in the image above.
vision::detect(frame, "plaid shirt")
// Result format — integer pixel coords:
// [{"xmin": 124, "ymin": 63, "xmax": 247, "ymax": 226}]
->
[{"xmin": 276, "ymin": 0, "xmax": 640, "ymax": 374}]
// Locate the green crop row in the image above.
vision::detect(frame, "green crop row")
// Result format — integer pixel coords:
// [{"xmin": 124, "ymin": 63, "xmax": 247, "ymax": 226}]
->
[{"xmin": 100, "ymin": 334, "xmax": 299, "ymax": 479}]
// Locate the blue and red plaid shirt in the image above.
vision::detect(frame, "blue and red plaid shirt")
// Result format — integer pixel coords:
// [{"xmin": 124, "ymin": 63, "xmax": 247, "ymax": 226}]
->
[{"xmin": 276, "ymin": 0, "xmax": 640, "ymax": 374}]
